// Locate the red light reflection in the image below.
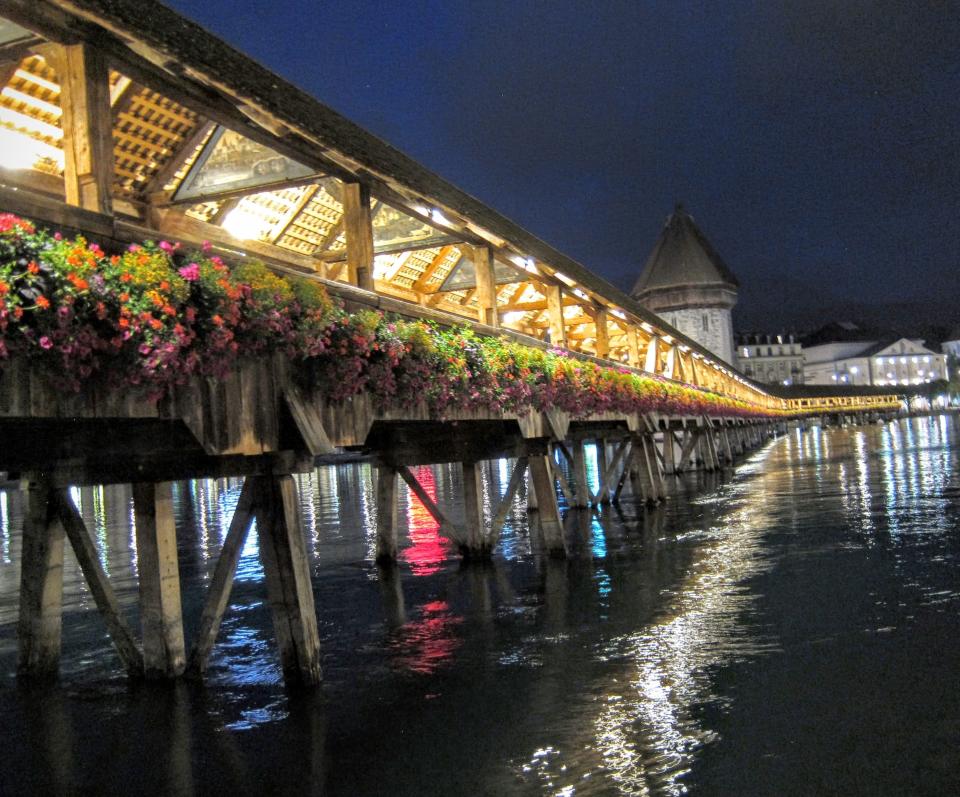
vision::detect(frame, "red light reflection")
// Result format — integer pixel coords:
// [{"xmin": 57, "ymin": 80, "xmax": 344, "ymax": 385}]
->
[
  {"xmin": 389, "ymin": 599, "xmax": 463, "ymax": 675},
  {"xmin": 401, "ymin": 465, "xmax": 452, "ymax": 577}
]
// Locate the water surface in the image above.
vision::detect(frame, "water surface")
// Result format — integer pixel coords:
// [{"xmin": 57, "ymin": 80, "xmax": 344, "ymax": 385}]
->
[{"xmin": 0, "ymin": 417, "xmax": 957, "ymax": 795}]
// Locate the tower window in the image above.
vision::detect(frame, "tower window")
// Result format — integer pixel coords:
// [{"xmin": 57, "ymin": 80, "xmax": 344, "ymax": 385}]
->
[{"xmin": 702, "ymin": 314, "xmax": 709, "ymax": 330}]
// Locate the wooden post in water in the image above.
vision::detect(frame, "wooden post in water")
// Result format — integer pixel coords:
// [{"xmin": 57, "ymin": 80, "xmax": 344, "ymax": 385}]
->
[
  {"xmin": 570, "ymin": 438, "xmax": 589, "ymax": 509},
  {"xmin": 375, "ymin": 464, "xmax": 399, "ymax": 562},
  {"xmin": 461, "ymin": 460, "xmax": 488, "ymax": 558},
  {"xmin": 253, "ymin": 475, "xmax": 322, "ymax": 686},
  {"xmin": 17, "ymin": 480, "xmax": 65, "ymax": 679},
  {"xmin": 527, "ymin": 456, "xmax": 567, "ymax": 556},
  {"xmin": 133, "ymin": 482, "xmax": 186, "ymax": 678},
  {"xmin": 661, "ymin": 430, "xmax": 677, "ymax": 475}
]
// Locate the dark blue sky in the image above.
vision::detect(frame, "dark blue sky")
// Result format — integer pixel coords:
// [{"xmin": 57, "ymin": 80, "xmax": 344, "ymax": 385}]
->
[{"xmin": 166, "ymin": 0, "xmax": 960, "ymax": 330}]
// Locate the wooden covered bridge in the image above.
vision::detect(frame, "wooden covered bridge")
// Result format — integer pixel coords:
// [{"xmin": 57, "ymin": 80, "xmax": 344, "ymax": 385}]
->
[{"xmin": 0, "ymin": 0, "xmax": 900, "ymax": 686}]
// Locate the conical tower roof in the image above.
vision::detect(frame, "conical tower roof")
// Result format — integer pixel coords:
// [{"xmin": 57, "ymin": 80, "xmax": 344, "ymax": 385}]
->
[{"xmin": 632, "ymin": 204, "xmax": 739, "ymax": 296}]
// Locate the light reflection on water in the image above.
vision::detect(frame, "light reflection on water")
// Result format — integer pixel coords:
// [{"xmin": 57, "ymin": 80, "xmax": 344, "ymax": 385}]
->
[{"xmin": 0, "ymin": 416, "xmax": 957, "ymax": 794}]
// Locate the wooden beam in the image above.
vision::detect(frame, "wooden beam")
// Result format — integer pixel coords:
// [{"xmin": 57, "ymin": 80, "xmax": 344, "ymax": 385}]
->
[
  {"xmin": 186, "ymin": 477, "xmax": 256, "ymax": 676},
  {"xmin": 396, "ymin": 465, "xmax": 462, "ymax": 545},
  {"xmin": 474, "ymin": 245, "xmax": 498, "ymax": 328},
  {"xmin": 644, "ymin": 335, "xmax": 660, "ymax": 374},
  {"xmin": 342, "ymin": 182, "xmax": 375, "ymax": 291},
  {"xmin": 545, "ymin": 284, "xmax": 567, "ymax": 348},
  {"xmin": 663, "ymin": 345, "xmax": 676, "ymax": 380},
  {"xmin": 626, "ymin": 326, "xmax": 642, "ymax": 368},
  {"xmin": 594, "ymin": 309, "xmax": 610, "ymax": 359},
  {"xmin": 52, "ymin": 43, "xmax": 113, "ymax": 215},
  {"xmin": 55, "ymin": 489, "xmax": 144, "ymax": 676}
]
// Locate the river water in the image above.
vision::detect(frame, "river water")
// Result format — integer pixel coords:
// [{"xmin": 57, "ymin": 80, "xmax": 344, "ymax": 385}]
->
[{"xmin": 0, "ymin": 416, "xmax": 958, "ymax": 795}]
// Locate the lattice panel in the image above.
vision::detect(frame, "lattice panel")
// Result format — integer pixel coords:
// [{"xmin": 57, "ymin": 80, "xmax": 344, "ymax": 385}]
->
[
  {"xmin": 274, "ymin": 181, "xmax": 344, "ymax": 255},
  {"xmin": 112, "ymin": 77, "xmax": 202, "ymax": 200}
]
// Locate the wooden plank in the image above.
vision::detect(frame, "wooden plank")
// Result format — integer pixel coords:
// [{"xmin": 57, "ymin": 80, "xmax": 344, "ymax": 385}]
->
[
  {"xmin": 254, "ymin": 474, "xmax": 322, "ymax": 686},
  {"xmin": 396, "ymin": 465, "xmax": 462, "ymax": 545},
  {"xmin": 54, "ymin": 490, "xmax": 144, "ymax": 675},
  {"xmin": 489, "ymin": 457, "xmax": 527, "ymax": 545},
  {"xmin": 342, "ymin": 182, "xmax": 375, "ymax": 291},
  {"xmin": 185, "ymin": 477, "xmax": 256, "ymax": 675},
  {"xmin": 133, "ymin": 481, "xmax": 186, "ymax": 678},
  {"xmin": 52, "ymin": 43, "xmax": 113, "ymax": 215},
  {"xmin": 17, "ymin": 480, "xmax": 64, "ymax": 679}
]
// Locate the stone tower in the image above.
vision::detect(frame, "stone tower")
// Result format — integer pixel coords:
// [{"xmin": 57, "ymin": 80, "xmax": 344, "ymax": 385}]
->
[{"xmin": 632, "ymin": 205, "xmax": 738, "ymax": 365}]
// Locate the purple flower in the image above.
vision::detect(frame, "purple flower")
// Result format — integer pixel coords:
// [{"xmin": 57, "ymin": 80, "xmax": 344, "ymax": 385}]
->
[{"xmin": 178, "ymin": 263, "xmax": 200, "ymax": 282}]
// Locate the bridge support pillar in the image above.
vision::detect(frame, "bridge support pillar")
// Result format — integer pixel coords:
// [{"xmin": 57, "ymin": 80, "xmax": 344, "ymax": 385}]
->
[
  {"xmin": 133, "ymin": 482, "xmax": 186, "ymax": 679},
  {"xmin": 527, "ymin": 455, "xmax": 567, "ymax": 556},
  {"xmin": 661, "ymin": 431, "xmax": 677, "ymax": 475},
  {"xmin": 254, "ymin": 475, "xmax": 322, "ymax": 687},
  {"xmin": 17, "ymin": 480, "xmax": 65, "ymax": 680},
  {"xmin": 375, "ymin": 464, "xmax": 399, "ymax": 562},
  {"xmin": 461, "ymin": 460, "xmax": 490, "ymax": 559},
  {"xmin": 570, "ymin": 439, "xmax": 589, "ymax": 509}
]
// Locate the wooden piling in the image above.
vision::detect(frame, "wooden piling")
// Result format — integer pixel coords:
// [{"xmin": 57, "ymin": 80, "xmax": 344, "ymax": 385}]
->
[
  {"xmin": 461, "ymin": 460, "xmax": 488, "ymax": 558},
  {"xmin": 17, "ymin": 480, "xmax": 65, "ymax": 679},
  {"xmin": 133, "ymin": 481, "xmax": 186, "ymax": 678},
  {"xmin": 527, "ymin": 455, "xmax": 567, "ymax": 556},
  {"xmin": 253, "ymin": 475, "xmax": 322, "ymax": 687},
  {"xmin": 375, "ymin": 464, "xmax": 399, "ymax": 562}
]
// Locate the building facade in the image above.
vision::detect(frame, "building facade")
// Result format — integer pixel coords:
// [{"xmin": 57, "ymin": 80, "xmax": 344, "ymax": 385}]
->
[
  {"xmin": 803, "ymin": 338, "xmax": 947, "ymax": 387},
  {"xmin": 632, "ymin": 205, "xmax": 738, "ymax": 365},
  {"xmin": 736, "ymin": 334, "xmax": 804, "ymax": 385}
]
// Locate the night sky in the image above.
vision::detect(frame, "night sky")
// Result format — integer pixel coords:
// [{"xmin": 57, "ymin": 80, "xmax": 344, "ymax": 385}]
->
[{"xmin": 165, "ymin": 0, "xmax": 960, "ymax": 332}]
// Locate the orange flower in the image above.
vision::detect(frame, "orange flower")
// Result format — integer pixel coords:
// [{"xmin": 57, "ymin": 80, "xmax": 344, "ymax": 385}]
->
[
  {"xmin": 0, "ymin": 281, "xmax": 7, "ymax": 295},
  {"xmin": 120, "ymin": 273, "xmax": 132, "ymax": 283},
  {"xmin": 212, "ymin": 314, "xmax": 224, "ymax": 326},
  {"xmin": 27, "ymin": 261, "xmax": 39, "ymax": 274},
  {"xmin": 119, "ymin": 292, "xmax": 130, "ymax": 303},
  {"xmin": 35, "ymin": 295, "xmax": 50, "ymax": 310},
  {"xmin": 150, "ymin": 318, "xmax": 163, "ymax": 331}
]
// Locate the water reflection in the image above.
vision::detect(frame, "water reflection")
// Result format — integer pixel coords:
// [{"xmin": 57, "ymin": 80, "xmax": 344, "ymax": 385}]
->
[{"xmin": 0, "ymin": 418, "xmax": 957, "ymax": 794}]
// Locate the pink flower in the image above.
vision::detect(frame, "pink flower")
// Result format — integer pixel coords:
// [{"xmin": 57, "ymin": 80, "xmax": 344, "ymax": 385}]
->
[
  {"xmin": 202, "ymin": 240, "xmax": 212, "ymax": 252},
  {"xmin": 39, "ymin": 336, "xmax": 53, "ymax": 350},
  {"xmin": 178, "ymin": 263, "xmax": 200, "ymax": 282},
  {"xmin": 158, "ymin": 240, "xmax": 174, "ymax": 253}
]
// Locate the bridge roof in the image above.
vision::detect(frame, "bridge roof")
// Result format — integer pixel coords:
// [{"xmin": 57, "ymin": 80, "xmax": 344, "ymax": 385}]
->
[{"xmin": 632, "ymin": 205, "xmax": 739, "ymax": 297}]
